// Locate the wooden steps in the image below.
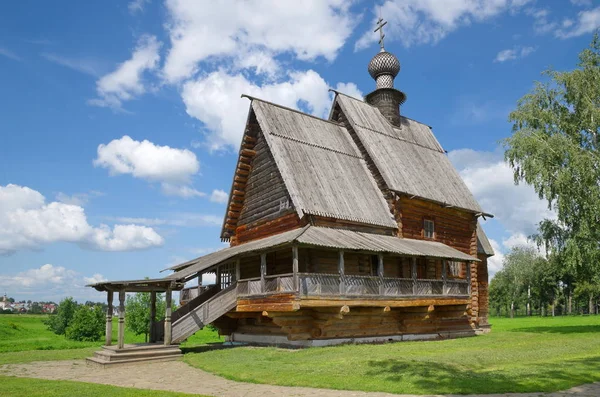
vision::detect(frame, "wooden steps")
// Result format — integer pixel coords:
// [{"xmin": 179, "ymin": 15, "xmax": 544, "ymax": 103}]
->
[{"xmin": 86, "ymin": 343, "xmax": 182, "ymax": 366}]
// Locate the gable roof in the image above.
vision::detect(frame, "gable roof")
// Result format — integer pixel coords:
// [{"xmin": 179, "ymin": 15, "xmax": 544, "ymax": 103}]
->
[
  {"xmin": 333, "ymin": 93, "xmax": 483, "ymax": 214},
  {"xmin": 249, "ymin": 98, "xmax": 397, "ymax": 229},
  {"xmin": 477, "ymin": 223, "xmax": 495, "ymax": 256}
]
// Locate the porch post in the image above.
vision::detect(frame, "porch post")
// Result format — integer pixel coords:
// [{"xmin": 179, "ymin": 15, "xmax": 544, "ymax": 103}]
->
[
  {"xmin": 164, "ymin": 288, "xmax": 172, "ymax": 346},
  {"xmin": 105, "ymin": 291, "xmax": 113, "ymax": 346},
  {"xmin": 149, "ymin": 291, "xmax": 156, "ymax": 343},
  {"xmin": 235, "ymin": 259, "xmax": 240, "ymax": 282},
  {"xmin": 466, "ymin": 262, "xmax": 472, "ymax": 295},
  {"xmin": 260, "ymin": 253, "xmax": 267, "ymax": 293},
  {"xmin": 442, "ymin": 260, "xmax": 448, "ymax": 295},
  {"xmin": 378, "ymin": 254, "xmax": 384, "ymax": 296},
  {"xmin": 292, "ymin": 245, "xmax": 299, "ymax": 292},
  {"xmin": 338, "ymin": 250, "xmax": 345, "ymax": 295},
  {"xmin": 117, "ymin": 290, "xmax": 125, "ymax": 349},
  {"xmin": 412, "ymin": 258, "xmax": 417, "ymax": 295},
  {"xmin": 216, "ymin": 266, "xmax": 222, "ymax": 290}
]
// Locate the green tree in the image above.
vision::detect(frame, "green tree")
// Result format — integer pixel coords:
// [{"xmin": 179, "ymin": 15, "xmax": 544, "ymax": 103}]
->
[
  {"xmin": 504, "ymin": 34, "xmax": 600, "ymax": 285},
  {"xmin": 29, "ymin": 302, "xmax": 43, "ymax": 314},
  {"xmin": 65, "ymin": 305, "xmax": 105, "ymax": 342},
  {"xmin": 126, "ymin": 292, "xmax": 166, "ymax": 342},
  {"xmin": 44, "ymin": 297, "xmax": 78, "ymax": 335}
]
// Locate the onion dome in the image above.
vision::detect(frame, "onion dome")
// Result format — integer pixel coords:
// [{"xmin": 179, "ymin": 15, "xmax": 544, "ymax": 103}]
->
[{"xmin": 368, "ymin": 50, "xmax": 400, "ymax": 89}]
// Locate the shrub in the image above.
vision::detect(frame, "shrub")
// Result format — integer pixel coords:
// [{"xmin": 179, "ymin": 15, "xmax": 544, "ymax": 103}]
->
[
  {"xmin": 65, "ymin": 305, "xmax": 104, "ymax": 342},
  {"xmin": 44, "ymin": 297, "xmax": 77, "ymax": 335}
]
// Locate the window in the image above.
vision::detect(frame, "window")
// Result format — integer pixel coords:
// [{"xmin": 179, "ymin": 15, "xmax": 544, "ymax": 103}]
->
[
  {"xmin": 424, "ymin": 219, "xmax": 435, "ymax": 238},
  {"xmin": 448, "ymin": 261, "xmax": 464, "ymax": 278}
]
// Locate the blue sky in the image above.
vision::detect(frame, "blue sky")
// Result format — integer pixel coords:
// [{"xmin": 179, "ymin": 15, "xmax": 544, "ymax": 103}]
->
[{"xmin": 1, "ymin": 0, "xmax": 598, "ymax": 302}]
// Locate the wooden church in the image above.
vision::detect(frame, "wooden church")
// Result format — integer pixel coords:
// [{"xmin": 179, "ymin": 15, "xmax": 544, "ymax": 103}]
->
[{"xmin": 89, "ymin": 21, "xmax": 494, "ymax": 355}]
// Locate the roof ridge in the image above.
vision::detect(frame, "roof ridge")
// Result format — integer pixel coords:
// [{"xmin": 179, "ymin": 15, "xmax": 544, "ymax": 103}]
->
[
  {"xmin": 242, "ymin": 94, "xmax": 344, "ymax": 127},
  {"xmin": 353, "ymin": 122, "xmax": 446, "ymax": 154},
  {"xmin": 269, "ymin": 132, "xmax": 363, "ymax": 159}
]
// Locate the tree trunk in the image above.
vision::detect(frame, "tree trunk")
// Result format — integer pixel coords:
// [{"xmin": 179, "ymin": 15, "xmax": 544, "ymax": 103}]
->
[
  {"xmin": 541, "ymin": 303, "xmax": 545, "ymax": 317},
  {"xmin": 590, "ymin": 294, "xmax": 594, "ymax": 315},
  {"xmin": 568, "ymin": 292, "xmax": 572, "ymax": 315},
  {"xmin": 551, "ymin": 300, "xmax": 555, "ymax": 317},
  {"xmin": 527, "ymin": 285, "xmax": 531, "ymax": 316},
  {"xmin": 510, "ymin": 301, "xmax": 515, "ymax": 319}
]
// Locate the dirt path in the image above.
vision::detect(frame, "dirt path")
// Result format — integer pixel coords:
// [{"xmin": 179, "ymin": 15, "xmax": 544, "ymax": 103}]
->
[{"xmin": 1, "ymin": 360, "xmax": 599, "ymax": 397}]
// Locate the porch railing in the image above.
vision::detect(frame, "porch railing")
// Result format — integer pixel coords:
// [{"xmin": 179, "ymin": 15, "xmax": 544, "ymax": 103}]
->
[{"xmin": 237, "ymin": 273, "xmax": 469, "ymax": 298}]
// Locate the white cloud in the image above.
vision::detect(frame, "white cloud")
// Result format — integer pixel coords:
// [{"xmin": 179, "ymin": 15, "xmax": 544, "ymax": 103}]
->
[
  {"xmin": 89, "ymin": 35, "xmax": 161, "ymax": 110},
  {"xmin": 450, "ymin": 149, "xmax": 555, "ymax": 238},
  {"xmin": 94, "ymin": 135, "xmax": 203, "ymax": 198},
  {"xmin": 556, "ymin": 6, "xmax": 600, "ymax": 38},
  {"xmin": 128, "ymin": 0, "xmax": 150, "ymax": 14},
  {"xmin": 570, "ymin": 0, "xmax": 592, "ymax": 6},
  {"xmin": 181, "ymin": 69, "xmax": 355, "ymax": 150},
  {"xmin": 55, "ymin": 191, "xmax": 104, "ymax": 207},
  {"xmin": 162, "ymin": 0, "xmax": 354, "ymax": 83},
  {"xmin": 41, "ymin": 53, "xmax": 104, "ymax": 77},
  {"xmin": 487, "ymin": 239, "xmax": 505, "ymax": 276},
  {"xmin": 356, "ymin": 0, "xmax": 533, "ymax": 49},
  {"xmin": 110, "ymin": 213, "xmax": 222, "ymax": 227},
  {"xmin": 334, "ymin": 82, "xmax": 363, "ymax": 100},
  {"xmin": 0, "ymin": 184, "xmax": 164, "ymax": 254},
  {"xmin": 449, "ymin": 149, "xmax": 555, "ymax": 275},
  {"xmin": 210, "ymin": 189, "xmax": 229, "ymax": 204},
  {"xmin": 0, "ymin": 47, "xmax": 21, "ymax": 61},
  {"xmin": 0, "ymin": 264, "xmax": 107, "ymax": 302},
  {"xmin": 494, "ymin": 46, "xmax": 536, "ymax": 62}
]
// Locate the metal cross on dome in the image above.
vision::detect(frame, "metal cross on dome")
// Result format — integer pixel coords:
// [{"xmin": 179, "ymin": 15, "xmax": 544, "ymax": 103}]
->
[{"xmin": 374, "ymin": 17, "xmax": 387, "ymax": 50}]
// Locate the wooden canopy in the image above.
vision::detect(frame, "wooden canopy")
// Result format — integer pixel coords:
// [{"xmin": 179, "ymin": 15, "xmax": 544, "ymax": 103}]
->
[{"xmin": 87, "ymin": 278, "xmax": 184, "ymax": 292}]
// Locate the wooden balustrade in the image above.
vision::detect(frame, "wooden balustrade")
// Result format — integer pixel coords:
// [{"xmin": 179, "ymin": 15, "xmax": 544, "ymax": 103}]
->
[{"xmin": 237, "ymin": 273, "xmax": 469, "ymax": 298}]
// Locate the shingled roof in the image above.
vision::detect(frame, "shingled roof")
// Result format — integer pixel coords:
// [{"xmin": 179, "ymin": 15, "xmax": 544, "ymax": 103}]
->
[
  {"xmin": 333, "ymin": 93, "xmax": 483, "ymax": 214},
  {"xmin": 224, "ymin": 98, "xmax": 398, "ymax": 231}
]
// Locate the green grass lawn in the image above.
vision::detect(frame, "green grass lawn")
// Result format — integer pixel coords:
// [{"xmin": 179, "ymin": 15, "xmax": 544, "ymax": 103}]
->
[
  {"xmin": 0, "ymin": 314, "xmax": 221, "ymax": 365},
  {"xmin": 0, "ymin": 376, "xmax": 207, "ymax": 397},
  {"xmin": 184, "ymin": 316, "xmax": 600, "ymax": 395}
]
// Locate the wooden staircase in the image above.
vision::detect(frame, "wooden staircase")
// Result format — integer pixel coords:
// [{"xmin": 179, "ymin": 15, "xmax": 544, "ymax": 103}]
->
[
  {"xmin": 171, "ymin": 284, "xmax": 238, "ymax": 343},
  {"xmin": 86, "ymin": 343, "xmax": 182, "ymax": 366}
]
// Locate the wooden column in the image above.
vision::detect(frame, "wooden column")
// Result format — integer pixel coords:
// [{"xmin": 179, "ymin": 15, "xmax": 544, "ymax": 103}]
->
[
  {"xmin": 149, "ymin": 291, "xmax": 156, "ymax": 343},
  {"xmin": 442, "ymin": 260, "xmax": 448, "ymax": 295},
  {"xmin": 292, "ymin": 245, "xmax": 299, "ymax": 292},
  {"xmin": 466, "ymin": 262, "xmax": 472, "ymax": 295},
  {"xmin": 235, "ymin": 259, "xmax": 240, "ymax": 282},
  {"xmin": 216, "ymin": 266, "xmax": 222, "ymax": 290},
  {"xmin": 105, "ymin": 291, "xmax": 113, "ymax": 346},
  {"xmin": 338, "ymin": 250, "xmax": 345, "ymax": 295},
  {"xmin": 117, "ymin": 290, "xmax": 125, "ymax": 349},
  {"xmin": 260, "ymin": 253, "xmax": 267, "ymax": 293},
  {"xmin": 164, "ymin": 289, "xmax": 172, "ymax": 346},
  {"xmin": 412, "ymin": 257, "xmax": 417, "ymax": 295},
  {"xmin": 378, "ymin": 254, "xmax": 384, "ymax": 296}
]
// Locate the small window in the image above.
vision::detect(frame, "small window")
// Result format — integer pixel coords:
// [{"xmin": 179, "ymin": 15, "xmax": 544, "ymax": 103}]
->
[
  {"xmin": 424, "ymin": 219, "xmax": 435, "ymax": 238},
  {"xmin": 279, "ymin": 198, "xmax": 290, "ymax": 212},
  {"xmin": 448, "ymin": 261, "xmax": 463, "ymax": 278}
]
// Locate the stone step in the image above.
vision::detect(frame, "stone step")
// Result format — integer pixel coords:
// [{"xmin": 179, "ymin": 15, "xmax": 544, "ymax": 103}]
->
[
  {"xmin": 86, "ymin": 353, "xmax": 182, "ymax": 367},
  {"xmin": 94, "ymin": 348, "xmax": 181, "ymax": 362},
  {"xmin": 102, "ymin": 343, "xmax": 178, "ymax": 353}
]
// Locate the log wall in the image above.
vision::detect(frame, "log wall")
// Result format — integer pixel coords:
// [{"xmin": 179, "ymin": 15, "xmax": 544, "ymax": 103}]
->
[
  {"xmin": 222, "ymin": 302, "xmax": 474, "ymax": 341},
  {"xmin": 233, "ymin": 129, "xmax": 298, "ymax": 246},
  {"xmin": 396, "ymin": 196, "xmax": 477, "ymax": 255}
]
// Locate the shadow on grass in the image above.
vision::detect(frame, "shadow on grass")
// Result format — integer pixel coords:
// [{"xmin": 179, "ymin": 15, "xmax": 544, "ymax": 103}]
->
[
  {"xmin": 366, "ymin": 356, "xmax": 600, "ymax": 394},
  {"xmin": 509, "ymin": 325, "xmax": 600, "ymax": 334},
  {"xmin": 181, "ymin": 342, "xmax": 241, "ymax": 354}
]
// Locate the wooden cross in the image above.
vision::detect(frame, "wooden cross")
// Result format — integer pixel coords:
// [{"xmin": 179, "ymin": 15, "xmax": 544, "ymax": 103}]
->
[{"xmin": 374, "ymin": 17, "xmax": 387, "ymax": 50}]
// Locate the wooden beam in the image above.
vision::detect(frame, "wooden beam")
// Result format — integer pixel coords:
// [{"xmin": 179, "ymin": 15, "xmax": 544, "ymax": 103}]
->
[
  {"xmin": 378, "ymin": 253, "xmax": 384, "ymax": 296},
  {"xmin": 105, "ymin": 291, "xmax": 113, "ymax": 346},
  {"xmin": 149, "ymin": 291, "xmax": 156, "ymax": 343},
  {"xmin": 300, "ymin": 298, "xmax": 469, "ymax": 308},
  {"xmin": 292, "ymin": 245, "xmax": 299, "ymax": 292},
  {"xmin": 442, "ymin": 260, "xmax": 448, "ymax": 296},
  {"xmin": 260, "ymin": 253, "xmax": 267, "ymax": 294},
  {"xmin": 117, "ymin": 290, "xmax": 125, "ymax": 349},
  {"xmin": 164, "ymin": 289, "xmax": 172, "ymax": 346},
  {"xmin": 412, "ymin": 257, "xmax": 418, "ymax": 295},
  {"xmin": 338, "ymin": 250, "xmax": 345, "ymax": 295}
]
